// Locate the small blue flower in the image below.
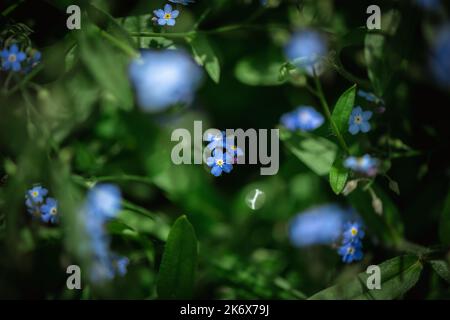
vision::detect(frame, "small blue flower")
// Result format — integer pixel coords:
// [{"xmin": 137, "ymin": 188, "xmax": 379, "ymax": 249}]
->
[
  {"xmin": 342, "ymin": 221, "xmax": 365, "ymax": 243},
  {"xmin": 154, "ymin": 4, "xmax": 179, "ymax": 26},
  {"xmin": 169, "ymin": 0, "xmax": 195, "ymax": 5},
  {"xmin": 129, "ymin": 50, "xmax": 202, "ymax": 112},
  {"xmin": 26, "ymin": 185, "xmax": 48, "ymax": 204},
  {"xmin": 206, "ymin": 150, "xmax": 233, "ymax": 177},
  {"xmin": 338, "ymin": 241, "xmax": 364, "ymax": 263},
  {"xmin": 289, "ymin": 204, "xmax": 357, "ymax": 247},
  {"xmin": 87, "ymin": 184, "xmax": 122, "ymax": 219},
  {"xmin": 348, "ymin": 106, "xmax": 372, "ymax": 135},
  {"xmin": 284, "ymin": 29, "xmax": 328, "ymax": 76},
  {"xmin": 41, "ymin": 198, "xmax": 59, "ymax": 224},
  {"xmin": 415, "ymin": 0, "xmax": 441, "ymax": 10},
  {"xmin": 430, "ymin": 24, "xmax": 450, "ymax": 88},
  {"xmin": 114, "ymin": 256, "xmax": 130, "ymax": 276},
  {"xmin": 1, "ymin": 44, "xmax": 26, "ymax": 72},
  {"xmin": 206, "ymin": 131, "xmax": 226, "ymax": 150},
  {"xmin": 280, "ymin": 106, "xmax": 324, "ymax": 132},
  {"xmin": 358, "ymin": 90, "xmax": 384, "ymax": 105},
  {"xmin": 344, "ymin": 154, "xmax": 378, "ymax": 176}
]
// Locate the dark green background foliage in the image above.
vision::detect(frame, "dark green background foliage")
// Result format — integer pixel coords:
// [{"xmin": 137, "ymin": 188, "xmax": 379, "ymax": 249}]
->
[{"xmin": 0, "ymin": 0, "xmax": 449, "ymax": 299}]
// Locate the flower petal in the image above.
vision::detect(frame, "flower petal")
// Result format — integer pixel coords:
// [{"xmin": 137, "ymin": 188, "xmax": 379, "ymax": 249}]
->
[
  {"xmin": 348, "ymin": 124, "xmax": 360, "ymax": 135},
  {"xmin": 157, "ymin": 18, "xmax": 167, "ymax": 26},
  {"xmin": 154, "ymin": 9, "xmax": 165, "ymax": 18},
  {"xmin": 167, "ymin": 18, "xmax": 176, "ymax": 26},
  {"xmin": 171, "ymin": 10, "xmax": 180, "ymax": 18},
  {"xmin": 360, "ymin": 121, "xmax": 371, "ymax": 133},
  {"xmin": 10, "ymin": 44, "xmax": 19, "ymax": 54},
  {"xmin": 211, "ymin": 166, "xmax": 222, "ymax": 177},
  {"xmin": 164, "ymin": 4, "xmax": 173, "ymax": 12}
]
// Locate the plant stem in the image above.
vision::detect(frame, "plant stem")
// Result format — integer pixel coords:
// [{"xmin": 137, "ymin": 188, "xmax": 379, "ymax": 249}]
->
[
  {"xmin": 313, "ymin": 73, "xmax": 349, "ymax": 153},
  {"xmin": 100, "ymin": 30, "xmax": 137, "ymax": 58}
]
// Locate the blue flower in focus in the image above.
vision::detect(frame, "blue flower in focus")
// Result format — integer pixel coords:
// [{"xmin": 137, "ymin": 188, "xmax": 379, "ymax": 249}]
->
[
  {"xmin": 344, "ymin": 154, "xmax": 378, "ymax": 176},
  {"xmin": 358, "ymin": 90, "xmax": 384, "ymax": 105},
  {"xmin": 288, "ymin": 204, "xmax": 356, "ymax": 247},
  {"xmin": 284, "ymin": 30, "xmax": 328, "ymax": 76},
  {"xmin": 280, "ymin": 106, "xmax": 324, "ymax": 132},
  {"xmin": 348, "ymin": 106, "xmax": 372, "ymax": 135},
  {"xmin": 415, "ymin": 0, "xmax": 441, "ymax": 10},
  {"xmin": 129, "ymin": 50, "xmax": 202, "ymax": 112},
  {"xmin": 41, "ymin": 198, "xmax": 59, "ymax": 224},
  {"xmin": 342, "ymin": 221, "xmax": 365, "ymax": 243},
  {"xmin": 26, "ymin": 185, "xmax": 48, "ymax": 204},
  {"xmin": 169, "ymin": 0, "xmax": 195, "ymax": 5},
  {"xmin": 206, "ymin": 150, "xmax": 233, "ymax": 177},
  {"xmin": 430, "ymin": 24, "xmax": 450, "ymax": 88},
  {"xmin": 154, "ymin": 4, "xmax": 179, "ymax": 26},
  {"xmin": 87, "ymin": 184, "xmax": 122, "ymax": 219},
  {"xmin": 338, "ymin": 242, "xmax": 364, "ymax": 263},
  {"xmin": 1, "ymin": 44, "xmax": 26, "ymax": 72}
]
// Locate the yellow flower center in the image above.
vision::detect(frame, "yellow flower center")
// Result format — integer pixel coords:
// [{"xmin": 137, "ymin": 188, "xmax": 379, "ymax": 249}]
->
[
  {"xmin": 351, "ymin": 227, "xmax": 358, "ymax": 236},
  {"xmin": 354, "ymin": 115, "xmax": 362, "ymax": 124},
  {"xmin": 164, "ymin": 13, "xmax": 171, "ymax": 19},
  {"xmin": 216, "ymin": 159, "xmax": 224, "ymax": 167},
  {"xmin": 347, "ymin": 247, "xmax": 355, "ymax": 254},
  {"xmin": 32, "ymin": 191, "xmax": 39, "ymax": 198},
  {"xmin": 8, "ymin": 54, "xmax": 16, "ymax": 62}
]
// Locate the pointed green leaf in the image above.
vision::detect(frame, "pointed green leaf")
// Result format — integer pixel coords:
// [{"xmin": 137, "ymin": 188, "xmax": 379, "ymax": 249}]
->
[
  {"xmin": 430, "ymin": 260, "xmax": 450, "ymax": 284},
  {"xmin": 189, "ymin": 35, "xmax": 221, "ymax": 83},
  {"xmin": 329, "ymin": 152, "xmax": 349, "ymax": 194},
  {"xmin": 331, "ymin": 84, "xmax": 357, "ymax": 136},
  {"xmin": 157, "ymin": 215, "xmax": 198, "ymax": 299},
  {"xmin": 309, "ymin": 255, "xmax": 422, "ymax": 300}
]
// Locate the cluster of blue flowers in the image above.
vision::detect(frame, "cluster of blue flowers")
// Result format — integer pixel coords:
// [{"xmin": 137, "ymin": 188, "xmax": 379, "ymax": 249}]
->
[
  {"xmin": 289, "ymin": 204, "xmax": 365, "ymax": 264},
  {"xmin": 338, "ymin": 222, "xmax": 365, "ymax": 263},
  {"xmin": 1, "ymin": 43, "xmax": 41, "ymax": 73},
  {"xmin": 25, "ymin": 185, "xmax": 59, "ymax": 224},
  {"xmin": 284, "ymin": 29, "xmax": 328, "ymax": 76},
  {"xmin": 81, "ymin": 184, "xmax": 129, "ymax": 283},
  {"xmin": 344, "ymin": 154, "xmax": 379, "ymax": 177},
  {"xmin": 128, "ymin": 50, "xmax": 202, "ymax": 112},
  {"xmin": 280, "ymin": 106, "xmax": 324, "ymax": 132},
  {"xmin": 153, "ymin": 1, "xmax": 195, "ymax": 27},
  {"xmin": 205, "ymin": 131, "xmax": 243, "ymax": 177}
]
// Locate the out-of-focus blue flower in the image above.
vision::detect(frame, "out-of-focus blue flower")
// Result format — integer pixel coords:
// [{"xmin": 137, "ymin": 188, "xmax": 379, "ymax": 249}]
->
[
  {"xmin": 83, "ymin": 184, "xmax": 128, "ymax": 283},
  {"xmin": 415, "ymin": 0, "xmax": 441, "ymax": 10},
  {"xmin": 87, "ymin": 184, "xmax": 122, "ymax": 219},
  {"xmin": 280, "ymin": 106, "xmax": 324, "ymax": 132},
  {"xmin": 344, "ymin": 154, "xmax": 378, "ymax": 176},
  {"xmin": 1, "ymin": 44, "xmax": 26, "ymax": 72},
  {"xmin": 288, "ymin": 204, "xmax": 356, "ymax": 247},
  {"xmin": 284, "ymin": 29, "xmax": 328, "ymax": 76},
  {"xmin": 338, "ymin": 241, "xmax": 364, "ymax": 263},
  {"xmin": 169, "ymin": 0, "xmax": 195, "ymax": 5},
  {"xmin": 358, "ymin": 90, "xmax": 384, "ymax": 105},
  {"xmin": 342, "ymin": 221, "xmax": 365, "ymax": 243},
  {"xmin": 23, "ymin": 50, "xmax": 41, "ymax": 74},
  {"xmin": 430, "ymin": 24, "xmax": 450, "ymax": 88},
  {"xmin": 206, "ymin": 150, "xmax": 233, "ymax": 177},
  {"xmin": 348, "ymin": 106, "xmax": 372, "ymax": 135},
  {"xmin": 206, "ymin": 131, "xmax": 243, "ymax": 158},
  {"xmin": 154, "ymin": 4, "xmax": 179, "ymax": 26},
  {"xmin": 41, "ymin": 198, "xmax": 59, "ymax": 224},
  {"xmin": 129, "ymin": 50, "xmax": 202, "ymax": 112}
]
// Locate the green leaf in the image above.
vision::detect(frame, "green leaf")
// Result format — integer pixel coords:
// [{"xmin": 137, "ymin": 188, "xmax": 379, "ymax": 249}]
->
[
  {"xmin": 439, "ymin": 192, "xmax": 450, "ymax": 245},
  {"xmin": 430, "ymin": 260, "xmax": 450, "ymax": 284},
  {"xmin": 78, "ymin": 27, "xmax": 134, "ymax": 111},
  {"xmin": 235, "ymin": 50, "xmax": 286, "ymax": 86},
  {"xmin": 329, "ymin": 152, "xmax": 349, "ymax": 194},
  {"xmin": 280, "ymin": 128, "xmax": 337, "ymax": 176},
  {"xmin": 309, "ymin": 256, "xmax": 423, "ymax": 300},
  {"xmin": 157, "ymin": 215, "xmax": 198, "ymax": 299},
  {"xmin": 364, "ymin": 33, "xmax": 391, "ymax": 97},
  {"xmin": 189, "ymin": 35, "xmax": 221, "ymax": 83},
  {"xmin": 331, "ymin": 84, "xmax": 356, "ymax": 135}
]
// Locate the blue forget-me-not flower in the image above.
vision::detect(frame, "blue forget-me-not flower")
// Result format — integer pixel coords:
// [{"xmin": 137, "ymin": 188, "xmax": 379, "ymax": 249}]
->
[
  {"xmin": 206, "ymin": 150, "xmax": 233, "ymax": 177},
  {"xmin": 41, "ymin": 198, "xmax": 59, "ymax": 224},
  {"xmin": 154, "ymin": 4, "xmax": 179, "ymax": 26},
  {"xmin": 348, "ymin": 106, "xmax": 372, "ymax": 135},
  {"xmin": 25, "ymin": 185, "xmax": 59, "ymax": 224},
  {"xmin": 280, "ymin": 106, "xmax": 324, "ymax": 132},
  {"xmin": 1, "ymin": 44, "xmax": 26, "ymax": 72},
  {"xmin": 284, "ymin": 29, "xmax": 328, "ymax": 76},
  {"xmin": 129, "ymin": 50, "xmax": 202, "ymax": 112},
  {"xmin": 338, "ymin": 241, "xmax": 364, "ymax": 263},
  {"xmin": 344, "ymin": 154, "xmax": 379, "ymax": 176}
]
